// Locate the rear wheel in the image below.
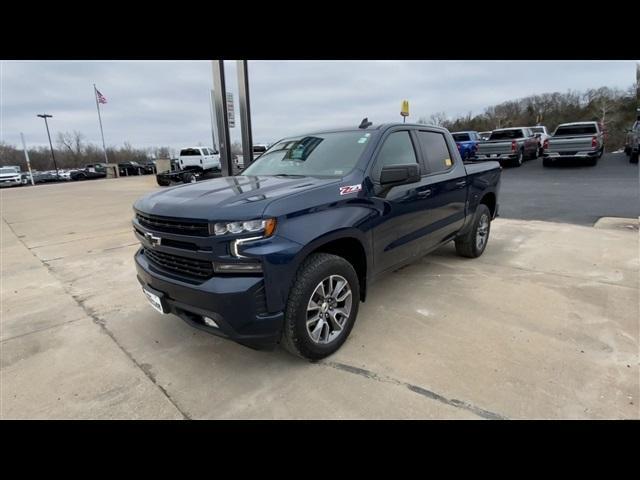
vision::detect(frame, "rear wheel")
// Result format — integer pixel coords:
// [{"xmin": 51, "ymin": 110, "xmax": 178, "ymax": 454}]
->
[
  {"xmin": 156, "ymin": 176, "xmax": 171, "ymax": 186},
  {"xmin": 281, "ymin": 253, "xmax": 360, "ymax": 361},
  {"xmin": 182, "ymin": 172, "xmax": 197, "ymax": 184},
  {"xmin": 631, "ymin": 151, "xmax": 639, "ymax": 164},
  {"xmin": 455, "ymin": 204, "xmax": 491, "ymax": 258},
  {"xmin": 542, "ymin": 157, "xmax": 553, "ymax": 167},
  {"xmin": 512, "ymin": 150, "xmax": 524, "ymax": 167}
]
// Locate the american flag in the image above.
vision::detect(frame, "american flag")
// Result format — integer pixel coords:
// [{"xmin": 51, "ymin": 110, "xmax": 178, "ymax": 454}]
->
[{"xmin": 96, "ymin": 88, "xmax": 107, "ymax": 104}]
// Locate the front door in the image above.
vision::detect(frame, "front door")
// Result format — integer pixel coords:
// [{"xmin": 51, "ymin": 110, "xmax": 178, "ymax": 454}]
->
[{"xmin": 370, "ymin": 130, "xmax": 434, "ymax": 275}]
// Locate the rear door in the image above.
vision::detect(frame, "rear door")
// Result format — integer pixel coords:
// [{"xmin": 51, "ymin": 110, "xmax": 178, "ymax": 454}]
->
[{"xmin": 413, "ymin": 129, "xmax": 468, "ymax": 253}]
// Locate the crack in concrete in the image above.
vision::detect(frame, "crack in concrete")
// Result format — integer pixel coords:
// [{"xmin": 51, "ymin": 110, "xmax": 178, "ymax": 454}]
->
[
  {"xmin": 1, "ymin": 316, "xmax": 87, "ymax": 343},
  {"xmin": 322, "ymin": 361, "xmax": 508, "ymax": 420},
  {"xmin": 2, "ymin": 219, "xmax": 191, "ymax": 420}
]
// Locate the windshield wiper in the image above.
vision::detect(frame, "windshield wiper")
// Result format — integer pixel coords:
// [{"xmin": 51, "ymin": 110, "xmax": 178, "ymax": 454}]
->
[{"xmin": 273, "ymin": 173, "xmax": 306, "ymax": 178}]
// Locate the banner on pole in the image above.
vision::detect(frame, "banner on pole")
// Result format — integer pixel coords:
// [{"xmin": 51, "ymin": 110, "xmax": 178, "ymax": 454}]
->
[{"xmin": 226, "ymin": 92, "xmax": 235, "ymax": 128}]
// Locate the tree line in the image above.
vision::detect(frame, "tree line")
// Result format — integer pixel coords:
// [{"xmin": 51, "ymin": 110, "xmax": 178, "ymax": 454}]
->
[
  {"xmin": 0, "ymin": 131, "xmax": 176, "ymax": 171},
  {"xmin": 0, "ymin": 130, "xmax": 249, "ymax": 172},
  {"xmin": 418, "ymin": 82, "xmax": 638, "ymax": 149}
]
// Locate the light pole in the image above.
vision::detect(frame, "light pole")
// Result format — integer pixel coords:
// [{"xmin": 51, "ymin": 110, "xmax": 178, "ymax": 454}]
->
[{"xmin": 37, "ymin": 114, "xmax": 59, "ymax": 178}]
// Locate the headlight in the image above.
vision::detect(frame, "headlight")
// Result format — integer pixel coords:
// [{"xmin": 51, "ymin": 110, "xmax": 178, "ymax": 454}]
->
[{"xmin": 212, "ymin": 219, "xmax": 276, "ymax": 237}]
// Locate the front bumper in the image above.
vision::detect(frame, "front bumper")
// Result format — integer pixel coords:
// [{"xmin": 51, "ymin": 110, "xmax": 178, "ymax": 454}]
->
[
  {"xmin": 0, "ymin": 178, "xmax": 22, "ymax": 187},
  {"xmin": 135, "ymin": 248, "xmax": 284, "ymax": 349}
]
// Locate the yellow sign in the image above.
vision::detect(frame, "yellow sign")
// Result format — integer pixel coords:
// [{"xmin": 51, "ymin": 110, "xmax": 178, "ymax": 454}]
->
[{"xmin": 400, "ymin": 100, "xmax": 409, "ymax": 117}]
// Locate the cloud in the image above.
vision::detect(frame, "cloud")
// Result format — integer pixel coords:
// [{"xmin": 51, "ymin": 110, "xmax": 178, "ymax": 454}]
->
[{"xmin": 1, "ymin": 60, "xmax": 636, "ymax": 152}]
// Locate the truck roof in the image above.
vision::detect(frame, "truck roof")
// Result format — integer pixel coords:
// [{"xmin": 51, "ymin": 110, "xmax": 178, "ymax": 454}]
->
[
  {"xmin": 288, "ymin": 122, "xmax": 449, "ymax": 138},
  {"xmin": 492, "ymin": 127, "xmax": 528, "ymax": 131},
  {"xmin": 556, "ymin": 121, "xmax": 599, "ymax": 127}
]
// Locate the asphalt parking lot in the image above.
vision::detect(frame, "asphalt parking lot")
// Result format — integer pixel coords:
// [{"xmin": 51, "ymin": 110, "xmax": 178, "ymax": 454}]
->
[
  {"xmin": 1, "ymin": 163, "xmax": 638, "ymax": 419},
  {"xmin": 499, "ymin": 152, "xmax": 639, "ymax": 225}
]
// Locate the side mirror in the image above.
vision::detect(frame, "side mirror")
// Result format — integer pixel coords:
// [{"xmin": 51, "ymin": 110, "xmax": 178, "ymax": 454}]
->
[{"xmin": 380, "ymin": 163, "xmax": 420, "ymax": 185}]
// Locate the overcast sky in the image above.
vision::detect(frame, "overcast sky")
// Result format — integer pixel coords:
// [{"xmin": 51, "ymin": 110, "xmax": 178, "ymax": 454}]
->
[{"xmin": 1, "ymin": 60, "xmax": 636, "ymax": 152}]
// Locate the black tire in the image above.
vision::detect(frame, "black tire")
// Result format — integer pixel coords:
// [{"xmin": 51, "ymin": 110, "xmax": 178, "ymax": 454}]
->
[
  {"xmin": 512, "ymin": 150, "xmax": 524, "ymax": 167},
  {"xmin": 281, "ymin": 253, "xmax": 360, "ymax": 361},
  {"xmin": 542, "ymin": 157, "xmax": 553, "ymax": 167},
  {"xmin": 455, "ymin": 204, "xmax": 492, "ymax": 259},
  {"xmin": 624, "ymin": 146, "xmax": 631, "ymax": 156},
  {"xmin": 182, "ymin": 172, "xmax": 197, "ymax": 184},
  {"xmin": 156, "ymin": 176, "xmax": 171, "ymax": 186},
  {"xmin": 631, "ymin": 151, "xmax": 639, "ymax": 164},
  {"xmin": 585, "ymin": 155, "xmax": 598, "ymax": 167}
]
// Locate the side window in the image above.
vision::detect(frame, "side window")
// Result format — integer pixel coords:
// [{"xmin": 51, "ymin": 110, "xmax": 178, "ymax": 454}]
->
[
  {"xmin": 417, "ymin": 131, "xmax": 454, "ymax": 174},
  {"xmin": 372, "ymin": 131, "xmax": 418, "ymax": 181}
]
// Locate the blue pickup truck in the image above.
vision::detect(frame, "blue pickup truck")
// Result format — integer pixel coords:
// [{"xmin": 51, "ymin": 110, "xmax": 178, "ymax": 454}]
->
[
  {"xmin": 133, "ymin": 122, "xmax": 501, "ymax": 360},
  {"xmin": 451, "ymin": 131, "xmax": 482, "ymax": 160}
]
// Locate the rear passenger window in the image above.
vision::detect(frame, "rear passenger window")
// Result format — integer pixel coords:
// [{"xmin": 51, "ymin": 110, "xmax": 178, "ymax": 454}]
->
[{"xmin": 417, "ymin": 131, "xmax": 454, "ymax": 174}]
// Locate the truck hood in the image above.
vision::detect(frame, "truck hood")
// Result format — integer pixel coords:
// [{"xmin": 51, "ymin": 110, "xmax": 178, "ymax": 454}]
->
[
  {"xmin": 0, "ymin": 173, "xmax": 21, "ymax": 179},
  {"xmin": 134, "ymin": 175, "xmax": 338, "ymax": 220}
]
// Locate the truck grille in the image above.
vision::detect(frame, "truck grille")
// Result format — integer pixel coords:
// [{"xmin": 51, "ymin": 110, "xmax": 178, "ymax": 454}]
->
[
  {"xmin": 136, "ymin": 212, "xmax": 210, "ymax": 236},
  {"xmin": 143, "ymin": 248, "xmax": 213, "ymax": 280}
]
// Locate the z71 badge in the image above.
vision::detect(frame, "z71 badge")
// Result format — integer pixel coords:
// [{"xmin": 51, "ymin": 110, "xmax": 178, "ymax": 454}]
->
[{"xmin": 339, "ymin": 184, "xmax": 362, "ymax": 195}]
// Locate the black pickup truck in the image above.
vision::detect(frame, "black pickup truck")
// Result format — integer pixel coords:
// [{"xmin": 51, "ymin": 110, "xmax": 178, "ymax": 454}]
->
[{"xmin": 133, "ymin": 122, "xmax": 501, "ymax": 360}]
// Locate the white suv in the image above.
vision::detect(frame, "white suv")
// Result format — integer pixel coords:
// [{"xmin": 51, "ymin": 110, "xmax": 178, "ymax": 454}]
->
[{"xmin": 178, "ymin": 147, "xmax": 220, "ymax": 172}]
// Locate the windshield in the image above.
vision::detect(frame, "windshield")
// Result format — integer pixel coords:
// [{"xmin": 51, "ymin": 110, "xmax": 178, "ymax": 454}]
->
[
  {"xmin": 241, "ymin": 131, "xmax": 371, "ymax": 177},
  {"xmin": 452, "ymin": 133, "xmax": 471, "ymax": 142},
  {"xmin": 489, "ymin": 129, "xmax": 523, "ymax": 140},
  {"xmin": 530, "ymin": 127, "xmax": 544, "ymax": 133},
  {"xmin": 0, "ymin": 167, "xmax": 18, "ymax": 174},
  {"xmin": 554, "ymin": 124, "xmax": 597, "ymax": 136}
]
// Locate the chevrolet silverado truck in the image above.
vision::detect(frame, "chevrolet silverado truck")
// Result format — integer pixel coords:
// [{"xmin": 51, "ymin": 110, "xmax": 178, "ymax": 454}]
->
[
  {"xmin": 528, "ymin": 126, "xmax": 550, "ymax": 156},
  {"xmin": 451, "ymin": 131, "xmax": 481, "ymax": 160},
  {"xmin": 133, "ymin": 122, "xmax": 501, "ymax": 360},
  {"xmin": 475, "ymin": 127, "xmax": 539, "ymax": 167},
  {"xmin": 0, "ymin": 166, "xmax": 22, "ymax": 188},
  {"xmin": 542, "ymin": 121, "xmax": 604, "ymax": 167}
]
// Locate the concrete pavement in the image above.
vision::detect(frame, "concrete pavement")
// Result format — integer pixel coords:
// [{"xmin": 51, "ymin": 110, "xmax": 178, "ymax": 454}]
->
[{"xmin": 1, "ymin": 176, "xmax": 638, "ymax": 419}]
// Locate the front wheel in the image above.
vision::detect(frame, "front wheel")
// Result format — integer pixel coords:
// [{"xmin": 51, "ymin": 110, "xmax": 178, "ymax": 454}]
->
[
  {"xmin": 631, "ymin": 151, "xmax": 639, "ymax": 164},
  {"xmin": 281, "ymin": 253, "xmax": 360, "ymax": 361},
  {"xmin": 455, "ymin": 204, "xmax": 492, "ymax": 258}
]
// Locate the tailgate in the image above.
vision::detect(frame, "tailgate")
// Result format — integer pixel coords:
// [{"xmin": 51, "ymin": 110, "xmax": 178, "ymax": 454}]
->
[
  {"xmin": 548, "ymin": 136, "xmax": 593, "ymax": 153},
  {"xmin": 477, "ymin": 141, "xmax": 511, "ymax": 155}
]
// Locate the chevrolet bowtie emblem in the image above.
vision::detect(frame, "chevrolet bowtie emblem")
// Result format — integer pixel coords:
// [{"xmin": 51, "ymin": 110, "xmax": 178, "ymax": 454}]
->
[{"xmin": 144, "ymin": 232, "xmax": 162, "ymax": 247}]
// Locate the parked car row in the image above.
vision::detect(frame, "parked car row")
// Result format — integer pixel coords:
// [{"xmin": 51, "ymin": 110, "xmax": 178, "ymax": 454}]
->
[
  {"xmin": 452, "ymin": 121, "xmax": 610, "ymax": 168},
  {"xmin": 0, "ymin": 159, "xmax": 161, "ymax": 188}
]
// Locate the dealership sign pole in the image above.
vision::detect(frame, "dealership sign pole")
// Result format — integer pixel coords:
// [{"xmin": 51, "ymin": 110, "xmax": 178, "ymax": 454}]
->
[
  {"xmin": 211, "ymin": 60, "xmax": 233, "ymax": 177},
  {"xmin": 237, "ymin": 60, "xmax": 254, "ymax": 168}
]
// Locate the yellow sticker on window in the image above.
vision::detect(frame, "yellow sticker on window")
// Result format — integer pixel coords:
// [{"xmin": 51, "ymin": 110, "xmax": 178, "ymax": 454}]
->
[{"xmin": 445, "ymin": 158, "xmax": 452, "ymax": 167}]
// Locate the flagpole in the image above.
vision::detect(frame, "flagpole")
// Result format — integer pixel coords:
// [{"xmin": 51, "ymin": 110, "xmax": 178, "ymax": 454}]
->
[{"xmin": 93, "ymin": 83, "xmax": 112, "ymax": 174}]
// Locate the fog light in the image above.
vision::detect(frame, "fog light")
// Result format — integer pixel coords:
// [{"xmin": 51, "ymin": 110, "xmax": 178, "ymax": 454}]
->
[
  {"xmin": 203, "ymin": 316, "xmax": 218, "ymax": 328},
  {"xmin": 213, "ymin": 262, "xmax": 262, "ymax": 273}
]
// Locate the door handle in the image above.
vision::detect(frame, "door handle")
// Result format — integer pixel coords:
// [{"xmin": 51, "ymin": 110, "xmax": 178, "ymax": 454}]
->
[
  {"xmin": 455, "ymin": 180, "xmax": 467, "ymax": 188},
  {"xmin": 417, "ymin": 189, "xmax": 432, "ymax": 198}
]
